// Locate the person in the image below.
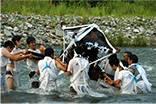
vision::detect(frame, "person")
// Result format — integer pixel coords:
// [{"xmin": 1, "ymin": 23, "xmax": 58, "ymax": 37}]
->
[
  {"xmin": 26, "ymin": 36, "xmax": 42, "ymax": 88},
  {"xmin": 105, "ymin": 54, "xmax": 118, "ymax": 80},
  {"xmin": 65, "ymin": 46, "xmax": 106, "ymax": 97},
  {"xmin": 6, "ymin": 35, "xmax": 26, "ymax": 89},
  {"xmin": 0, "ymin": 40, "xmax": 31, "ymax": 91},
  {"xmin": 121, "ymin": 51, "xmax": 132, "ymax": 67},
  {"xmin": 38, "ymin": 47, "xmax": 67, "ymax": 91},
  {"xmin": 104, "ymin": 57, "xmax": 137, "ymax": 94},
  {"xmin": 127, "ymin": 54, "xmax": 152, "ymax": 93}
]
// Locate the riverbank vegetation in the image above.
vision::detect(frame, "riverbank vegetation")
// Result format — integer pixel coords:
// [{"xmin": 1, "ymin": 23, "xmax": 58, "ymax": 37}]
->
[
  {"xmin": 1, "ymin": 1, "xmax": 156, "ymax": 47},
  {"xmin": 1, "ymin": 0, "xmax": 156, "ymax": 17},
  {"xmin": 106, "ymin": 34, "xmax": 149, "ymax": 47}
]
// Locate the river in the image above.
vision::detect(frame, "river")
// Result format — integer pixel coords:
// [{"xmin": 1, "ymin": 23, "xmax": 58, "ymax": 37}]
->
[{"xmin": 1, "ymin": 47, "xmax": 156, "ymax": 103}]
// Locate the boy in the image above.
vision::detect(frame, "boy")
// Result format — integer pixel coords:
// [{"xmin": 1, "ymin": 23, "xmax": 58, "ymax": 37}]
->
[
  {"xmin": 38, "ymin": 47, "xmax": 67, "ymax": 91},
  {"xmin": 0, "ymin": 40, "xmax": 31, "ymax": 91},
  {"xmin": 128, "ymin": 54, "xmax": 152, "ymax": 93},
  {"xmin": 104, "ymin": 57, "xmax": 136, "ymax": 94}
]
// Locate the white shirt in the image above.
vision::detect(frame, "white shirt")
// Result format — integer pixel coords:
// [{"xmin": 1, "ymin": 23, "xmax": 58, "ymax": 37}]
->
[
  {"xmin": 27, "ymin": 49, "xmax": 41, "ymax": 71},
  {"xmin": 129, "ymin": 63, "xmax": 152, "ymax": 93},
  {"xmin": 103, "ymin": 59, "xmax": 115, "ymax": 76},
  {"xmin": 11, "ymin": 47, "xmax": 24, "ymax": 72},
  {"xmin": 0, "ymin": 48, "xmax": 9, "ymax": 73},
  {"xmin": 67, "ymin": 57, "xmax": 106, "ymax": 97},
  {"xmin": 67, "ymin": 57, "xmax": 90, "ymax": 85},
  {"xmin": 38, "ymin": 56, "xmax": 59, "ymax": 90},
  {"xmin": 0, "ymin": 48, "xmax": 9, "ymax": 67},
  {"xmin": 117, "ymin": 70, "xmax": 136, "ymax": 94}
]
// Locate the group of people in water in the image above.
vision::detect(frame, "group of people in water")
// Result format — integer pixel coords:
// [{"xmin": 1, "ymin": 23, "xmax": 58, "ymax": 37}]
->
[{"xmin": 0, "ymin": 35, "xmax": 152, "ymax": 97}]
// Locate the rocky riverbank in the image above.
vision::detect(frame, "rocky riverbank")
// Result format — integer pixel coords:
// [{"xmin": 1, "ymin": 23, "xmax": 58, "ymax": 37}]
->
[{"xmin": 1, "ymin": 13, "xmax": 156, "ymax": 47}]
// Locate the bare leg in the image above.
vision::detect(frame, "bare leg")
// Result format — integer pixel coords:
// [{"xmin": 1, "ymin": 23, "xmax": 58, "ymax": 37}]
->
[{"xmin": 6, "ymin": 76, "xmax": 15, "ymax": 91}]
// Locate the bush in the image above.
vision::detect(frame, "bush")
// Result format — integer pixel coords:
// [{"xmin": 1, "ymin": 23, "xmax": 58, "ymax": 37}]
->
[
  {"xmin": 132, "ymin": 35, "xmax": 147, "ymax": 47},
  {"xmin": 106, "ymin": 34, "xmax": 148, "ymax": 47}
]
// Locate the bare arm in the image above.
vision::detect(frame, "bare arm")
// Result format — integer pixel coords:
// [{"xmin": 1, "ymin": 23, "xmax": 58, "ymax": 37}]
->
[
  {"xmin": 2, "ymin": 48, "xmax": 31, "ymax": 61},
  {"xmin": 64, "ymin": 59, "xmax": 73, "ymax": 76},
  {"xmin": 114, "ymin": 79, "xmax": 121, "ymax": 88},
  {"xmin": 104, "ymin": 74, "xmax": 114, "ymax": 85},
  {"xmin": 103, "ymin": 73, "xmax": 121, "ymax": 88},
  {"xmin": 55, "ymin": 58, "xmax": 67, "ymax": 71},
  {"xmin": 11, "ymin": 49, "xmax": 27, "ymax": 55}
]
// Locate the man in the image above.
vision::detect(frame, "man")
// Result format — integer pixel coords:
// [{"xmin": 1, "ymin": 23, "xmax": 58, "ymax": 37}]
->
[
  {"xmin": 121, "ymin": 51, "xmax": 132, "ymax": 67},
  {"xmin": 26, "ymin": 36, "xmax": 42, "ymax": 88},
  {"xmin": 38, "ymin": 47, "xmax": 67, "ymax": 91},
  {"xmin": 0, "ymin": 40, "xmax": 31, "ymax": 91},
  {"xmin": 127, "ymin": 54, "xmax": 152, "ymax": 93},
  {"xmin": 104, "ymin": 57, "xmax": 136, "ymax": 94},
  {"xmin": 65, "ymin": 46, "xmax": 106, "ymax": 97}
]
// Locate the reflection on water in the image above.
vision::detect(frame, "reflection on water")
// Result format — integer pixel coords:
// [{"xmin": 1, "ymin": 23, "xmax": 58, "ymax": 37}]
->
[{"xmin": 1, "ymin": 47, "xmax": 156, "ymax": 103}]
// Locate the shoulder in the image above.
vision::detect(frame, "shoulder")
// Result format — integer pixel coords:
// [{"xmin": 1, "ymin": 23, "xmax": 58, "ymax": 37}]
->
[
  {"xmin": 119, "ymin": 70, "xmax": 127, "ymax": 75},
  {"xmin": 1, "ymin": 48, "xmax": 10, "ymax": 56},
  {"xmin": 69, "ymin": 57, "xmax": 78, "ymax": 63},
  {"xmin": 38, "ymin": 59, "xmax": 44, "ymax": 64},
  {"xmin": 120, "ymin": 70, "xmax": 133, "ymax": 77}
]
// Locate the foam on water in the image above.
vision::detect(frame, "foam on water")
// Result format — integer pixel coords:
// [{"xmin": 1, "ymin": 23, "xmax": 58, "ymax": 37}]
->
[
  {"xmin": 143, "ymin": 65, "xmax": 153, "ymax": 72},
  {"xmin": 153, "ymin": 48, "xmax": 156, "ymax": 51}
]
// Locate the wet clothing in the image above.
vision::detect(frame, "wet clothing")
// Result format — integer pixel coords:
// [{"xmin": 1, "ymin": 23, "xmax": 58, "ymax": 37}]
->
[
  {"xmin": 117, "ymin": 69, "xmax": 136, "ymax": 94},
  {"xmin": 103, "ymin": 59, "xmax": 115, "ymax": 77},
  {"xmin": 0, "ymin": 48, "xmax": 10, "ymax": 68},
  {"xmin": 67, "ymin": 56, "xmax": 106, "ymax": 97},
  {"xmin": 38, "ymin": 56, "xmax": 59, "ymax": 91},
  {"xmin": 9, "ymin": 47, "xmax": 24, "ymax": 87},
  {"xmin": 128, "ymin": 63, "xmax": 152, "ymax": 93},
  {"xmin": 0, "ymin": 48, "xmax": 9, "ymax": 91}
]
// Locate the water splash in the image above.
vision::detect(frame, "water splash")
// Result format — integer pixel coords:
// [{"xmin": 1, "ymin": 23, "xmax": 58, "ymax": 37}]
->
[{"xmin": 143, "ymin": 65, "xmax": 153, "ymax": 72}]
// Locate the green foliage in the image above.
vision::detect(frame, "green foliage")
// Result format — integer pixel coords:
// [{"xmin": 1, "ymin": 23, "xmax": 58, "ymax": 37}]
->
[
  {"xmin": 132, "ymin": 35, "xmax": 147, "ymax": 47},
  {"xmin": 106, "ymin": 34, "xmax": 148, "ymax": 47},
  {"xmin": 1, "ymin": 0, "xmax": 156, "ymax": 16}
]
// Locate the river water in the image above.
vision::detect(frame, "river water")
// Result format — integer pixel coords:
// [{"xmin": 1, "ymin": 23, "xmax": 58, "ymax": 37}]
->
[{"xmin": 1, "ymin": 47, "xmax": 156, "ymax": 103}]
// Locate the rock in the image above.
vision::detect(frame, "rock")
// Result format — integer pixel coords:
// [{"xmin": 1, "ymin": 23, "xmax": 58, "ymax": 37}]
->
[
  {"xmin": 4, "ymin": 26, "xmax": 13, "ymax": 30},
  {"xmin": 22, "ymin": 33, "xmax": 27, "ymax": 37},
  {"xmin": 4, "ymin": 29, "xmax": 12, "ymax": 36},
  {"xmin": 138, "ymin": 26, "xmax": 144, "ymax": 33},
  {"xmin": 125, "ymin": 27, "xmax": 131, "ymax": 30},
  {"xmin": 104, "ymin": 29, "xmax": 109, "ymax": 33},
  {"xmin": 0, "ymin": 33, "xmax": 4, "ymax": 37},
  {"xmin": 1, "ymin": 13, "xmax": 156, "ymax": 47},
  {"xmin": 133, "ymin": 29, "xmax": 140, "ymax": 33},
  {"xmin": 13, "ymin": 27, "xmax": 19, "ymax": 31},
  {"xmin": 25, "ymin": 22, "xmax": 33, "ymax": 28}
]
